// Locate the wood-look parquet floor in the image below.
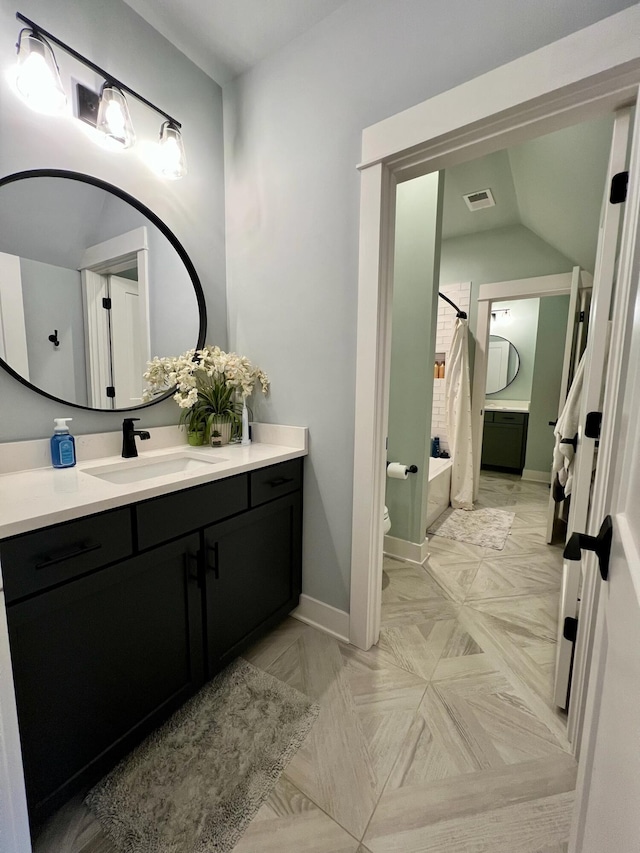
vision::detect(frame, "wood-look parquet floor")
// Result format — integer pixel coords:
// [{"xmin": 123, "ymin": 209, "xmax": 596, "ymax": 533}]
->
[{"xmin": 34, "ymin": 473, "xmax": 574, "ymax": 853}]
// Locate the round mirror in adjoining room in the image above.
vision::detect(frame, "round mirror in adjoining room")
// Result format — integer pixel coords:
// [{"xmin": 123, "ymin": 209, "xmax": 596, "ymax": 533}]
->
[
  {"xmin": 0, "ymin": 170, "xmax": 206, "ymax": 411},
  {"xmin": 485, "ymin": 334, "xmax": 520, "ymax": 394}
]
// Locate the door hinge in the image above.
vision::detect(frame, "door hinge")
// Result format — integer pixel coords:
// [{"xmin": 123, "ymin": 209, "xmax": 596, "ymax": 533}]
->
[
  {"xmin": 106, "ymin": 386, "xmax": 116, "ymax": 398},
  {"xmin": 585, "ymin": 411, "xmax": 602, "ymax": 440},
  {"xmin": 610, "ymin": 171, "xmax": 628, "ymax": 204},
  {"xmin": 563, "ymin": 616, "xmax": 578, "ymax": 643},
  {"xmin": 579, "ymin": 310, "xmax": 585, "ymax": 323},
  {"xmin": 102, "ymin": 297, "xmax": 112, "ymax": 310}
]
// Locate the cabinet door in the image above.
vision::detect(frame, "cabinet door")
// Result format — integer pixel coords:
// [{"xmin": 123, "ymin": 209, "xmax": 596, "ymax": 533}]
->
[
  {"xmin": 203, "ymin": 493, "xmax": 302, "ymax": 674},
  {"xmin": 481, "ymin": 423, "xmax": 524, "ymax": 470},
  {"xmin": 6, "ymin": 533, "xmax": 203, "ymax": 820}
]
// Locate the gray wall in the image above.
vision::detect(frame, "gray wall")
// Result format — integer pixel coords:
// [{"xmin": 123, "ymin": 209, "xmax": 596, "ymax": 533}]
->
[
  {"xmin": 224, "ymin": 0, "xmax": 635, "ymax": 613},
  {"xmin": 525, "ymin": 295, "xmax": 571, "ymax": 475},
  {"xmin": 20, "ymin": 258, "xmax": 87, "ymax": 406},
  {"xmin": 387, "ymin": 173, "xmax": 442, "ymax": 545},
  {"xmin": 0, "ymin": 0, "xmax": 226, "ymax": 438}
]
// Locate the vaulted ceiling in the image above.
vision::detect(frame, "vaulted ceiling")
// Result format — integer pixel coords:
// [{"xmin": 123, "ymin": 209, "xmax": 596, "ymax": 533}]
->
[
  {"xmin": 122, "ymin": 0, "xmax": 350, "ymax": 83},
  {"xmin": 442, "ymin": 114, "xmax": 614, "ymax": 272}
]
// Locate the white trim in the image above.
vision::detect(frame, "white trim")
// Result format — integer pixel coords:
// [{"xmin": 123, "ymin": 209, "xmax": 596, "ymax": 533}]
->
[
  {"xmin": 0, "ymin": 252, "xmax": 29, "ymax": 380},
  {"xmin": 476, "ymin": 273, "xmax": 573, "ymax": 302},
  {"xmin": 82, "ymin": 269, "xmax": 112, "ymax": 409},
  {"xmin": 522, "ymin": 469, "xmax": 551, "ymax": 484},
  {"xmin": 0, "ymin": 589, "xmax": 30, "ymax": 853},
  {"xmin": 79, "ymin": 226, "xmax": 149, "ymax": 269},
  {"xmin": 350, "ymin": 8, "xmax": 640, "ymax": 665},
  {"xmin": 291, "ymin": 594, "xmax": 350, "ymax": 644},
  {"xmin": 383, "ymin": 535, "xmax": 430, "ymax": 565},
  {"xmin": 360, "ymin": 6, "xmax": 640, "ymax": 169}
]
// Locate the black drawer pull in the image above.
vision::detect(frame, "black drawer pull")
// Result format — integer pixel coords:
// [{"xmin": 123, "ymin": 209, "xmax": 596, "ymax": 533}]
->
[
  {"xmin": 35, "ymin": 542, "xmax": 101, "ymax": 570},
  {"xmin": 267, "ymin": 476, "xmax": 294, "ymax": 488},
  {"xmin": 207, "ymin": 543, "xmax": 219, "ymax": 579}
]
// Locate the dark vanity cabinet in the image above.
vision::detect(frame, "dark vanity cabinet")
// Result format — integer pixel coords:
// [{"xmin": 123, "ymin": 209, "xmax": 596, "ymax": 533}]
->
[
  {"xmin": 0, "ymin": 458, "xmax": 303, "ymax": 823},
  {"xmin": 481, "ymin": 411, "xmax": 529, "ymax": 473}
]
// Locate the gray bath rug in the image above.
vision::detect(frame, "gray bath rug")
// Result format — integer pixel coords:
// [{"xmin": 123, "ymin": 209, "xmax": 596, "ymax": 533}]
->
[
  {"xmin": 85, "ymin": 658, "xmax": 319, "ymax": 853},
  {"xmin": 427, "ymin": 507, "xmax": 515, "ymax": 550}
]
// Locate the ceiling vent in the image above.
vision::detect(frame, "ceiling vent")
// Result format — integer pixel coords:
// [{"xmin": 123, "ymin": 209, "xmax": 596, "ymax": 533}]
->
[{"xmin": 463, "ymin": 188, "xmax": 495, "ymax": 211}]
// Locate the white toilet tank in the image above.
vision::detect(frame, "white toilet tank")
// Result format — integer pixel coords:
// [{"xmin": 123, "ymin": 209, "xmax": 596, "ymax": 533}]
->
[{"xmin": 383, "ymin": 505, "xmax": 391, "ymax": 535}]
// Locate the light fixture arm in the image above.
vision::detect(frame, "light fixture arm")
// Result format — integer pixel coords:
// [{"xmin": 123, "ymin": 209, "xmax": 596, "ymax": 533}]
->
[{"xmin": 15, "ymin": 11, "xmax": 181, "ymax": 129}]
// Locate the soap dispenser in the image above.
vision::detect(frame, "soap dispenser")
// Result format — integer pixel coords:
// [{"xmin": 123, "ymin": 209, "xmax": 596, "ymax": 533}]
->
[{"xmin": 51, "ymin": 418, "xmax": 76, "ymax": 468}]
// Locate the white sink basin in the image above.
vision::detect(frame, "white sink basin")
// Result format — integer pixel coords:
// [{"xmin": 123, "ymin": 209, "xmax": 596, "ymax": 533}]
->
[{"xmin": 85, "ymin": 452, "xmax": 228, "ymax": 485}]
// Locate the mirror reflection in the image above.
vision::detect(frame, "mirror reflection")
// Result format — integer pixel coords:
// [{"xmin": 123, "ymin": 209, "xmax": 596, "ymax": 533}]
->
[
  {"xmin": 0, "ymin": 173, "xmax": 203, "ymax": 410},
  {"xmin": 486, "ymin": 334, "xmax": 520, "ymax": 394}
]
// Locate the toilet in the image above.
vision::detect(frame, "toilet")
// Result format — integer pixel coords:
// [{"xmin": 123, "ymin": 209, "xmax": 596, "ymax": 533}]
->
[{"xmin": 383, "ymin": 505, "xmax": 391, "ymax": 535}]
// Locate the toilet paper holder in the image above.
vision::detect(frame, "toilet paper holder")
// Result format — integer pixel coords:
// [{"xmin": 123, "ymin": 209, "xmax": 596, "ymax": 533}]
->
[{"xmin": 387, "ymin": 462, "xmax": 418, "ymax": 475}]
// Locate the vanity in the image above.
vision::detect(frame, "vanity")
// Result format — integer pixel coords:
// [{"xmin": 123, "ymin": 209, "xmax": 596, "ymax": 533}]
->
[
  {"xmin": 0, "ymin": 167, "xmax": 308, "ymax": 835},
  {"xmin": 481, "ymin": 401, "xmax": 530, "ymax": 473},
  {"xmin": 0, "ymin": 427, "xmax": 307, "ymax": 824}
]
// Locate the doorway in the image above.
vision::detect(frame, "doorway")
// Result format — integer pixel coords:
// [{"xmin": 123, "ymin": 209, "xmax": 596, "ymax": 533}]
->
[{"xmin": 348, "ymin": 13, "xmax": 640, "ymax": 775}]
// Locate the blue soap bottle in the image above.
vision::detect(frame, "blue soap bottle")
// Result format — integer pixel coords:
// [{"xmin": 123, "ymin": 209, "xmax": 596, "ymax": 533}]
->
[{"xmin": 51, "ymin": 418, "xmax": 76, "ymax": 468}]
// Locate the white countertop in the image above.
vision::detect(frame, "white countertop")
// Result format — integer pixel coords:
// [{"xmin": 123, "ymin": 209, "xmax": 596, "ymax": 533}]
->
[
  {"xmin": 484, "ymin": 399, "xmax": 530, "ymax": 413},
  {"xmin": 0, "ymin": 423, "xmax": 308, "ymax": 540}
]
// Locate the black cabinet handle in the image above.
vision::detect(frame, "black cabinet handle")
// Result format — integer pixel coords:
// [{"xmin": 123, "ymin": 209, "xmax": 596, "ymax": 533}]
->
[
  {"xmin": 267, "ymin": 476, "xmax": 294, "ymax": 488},
  {"xmin": 35, "ymin": 542, "xmax": 101, "ymax": 569},
  {"xmin": 186, "ymin": 551, "xmax": 201, "ymax": 588},
  {"xmin": 207, "ymin": 543, "xmax": 219, "ymax": 579}
]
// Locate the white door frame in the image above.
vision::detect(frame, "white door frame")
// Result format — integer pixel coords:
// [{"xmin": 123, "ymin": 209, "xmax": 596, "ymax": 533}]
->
[
  {"xmin": 349, "ymin": 5, "xmax": 640, "ymax": 657},
  {"xmin": 471, "ymin": 272, "xmax": 577, "ymax": 501}
]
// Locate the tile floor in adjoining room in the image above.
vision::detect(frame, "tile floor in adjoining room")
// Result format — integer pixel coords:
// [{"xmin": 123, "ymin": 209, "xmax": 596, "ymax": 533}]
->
[{"xmin": 35, "ymin": 473, "xmax": 574, "ymax": 853}]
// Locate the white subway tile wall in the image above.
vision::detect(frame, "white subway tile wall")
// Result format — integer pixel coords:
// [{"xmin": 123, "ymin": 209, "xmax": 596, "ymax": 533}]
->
[{"xmin": 431, "ymin": 282, "xmax": 471, "ymax": 454}]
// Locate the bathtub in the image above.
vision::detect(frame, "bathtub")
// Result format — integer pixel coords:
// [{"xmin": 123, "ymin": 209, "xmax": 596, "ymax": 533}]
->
[{"xmin": 426, "ymin": 456, "xmax": 452, "ymax": 529}]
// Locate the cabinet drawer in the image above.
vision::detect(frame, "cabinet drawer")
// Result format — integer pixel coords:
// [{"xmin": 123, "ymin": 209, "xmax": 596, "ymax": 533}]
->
[
  {"xmin": 250, "ymin": 458, "xmax": 302, "ymax": 507},
  {"xmin": 1, "ymin": 508, "xmax": 133, "ymax": 603},
  {"xmin": 484, "ymin": 411, "xmax": 495, "ymax": 423},
  {"xmin": 136, "ymin": 474, "xmax": 248, "ymax": 550},
  {"xmin": 494, "ymin": 412, "xmax": 526, "ymax": 424}
]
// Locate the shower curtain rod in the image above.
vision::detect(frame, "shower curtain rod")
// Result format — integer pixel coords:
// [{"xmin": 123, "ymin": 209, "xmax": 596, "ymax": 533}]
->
[{"xmin": 438, "ymin": 292, "xmax": 467, "ymax": 320}]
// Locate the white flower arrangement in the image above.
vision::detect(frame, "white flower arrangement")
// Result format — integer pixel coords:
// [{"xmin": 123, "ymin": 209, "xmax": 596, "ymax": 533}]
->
[{"xmin": 143, "ymin": 345, "xmax": 269, "ymax": 437}]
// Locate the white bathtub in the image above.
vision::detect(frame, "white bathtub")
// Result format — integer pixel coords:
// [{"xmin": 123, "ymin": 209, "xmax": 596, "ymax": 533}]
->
[{"xmin": 425, "ymin": 456, "xmax": 452, "ymax": 529}]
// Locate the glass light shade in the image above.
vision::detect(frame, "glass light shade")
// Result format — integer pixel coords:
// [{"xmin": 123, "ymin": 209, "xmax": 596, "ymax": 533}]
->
[
  {"xmin": 15, "ymin": 30, "xmax": 67, "ymax": 115},
  {"xmin": 96, "ymin": 84, "xmax": 135, "ymax": 150},
  {"xmin": 158, "ymin": 121, "xmax": 187, "ymax": 179}
]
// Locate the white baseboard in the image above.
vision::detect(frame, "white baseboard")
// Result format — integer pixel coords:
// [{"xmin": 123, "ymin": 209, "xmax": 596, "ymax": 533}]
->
[
  {"xmin": 522, "ymin": 469, "xmax": 551, "ymax": 484},
  {"xmin": 291, "ymin": 594, "xmax": 350, "ymax": 643},
  {"xmin": 383, "ymin": 534, "xmax": 430, "ymax": 565}
]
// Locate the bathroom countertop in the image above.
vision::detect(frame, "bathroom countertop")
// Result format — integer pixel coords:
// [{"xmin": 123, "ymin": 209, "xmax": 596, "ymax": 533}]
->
[
  {"xmin": 0, "ymin": 423, "xmax": 308, "ymax": 540},
  {"xmin": 484, "ymin": 400, "xmax": 530, "ymax": 413}
]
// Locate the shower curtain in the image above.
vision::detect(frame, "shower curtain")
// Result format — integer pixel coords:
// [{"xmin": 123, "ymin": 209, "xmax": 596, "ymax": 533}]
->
[{"xmin": 445, "ymin": 318, "xmax": 474, "ymax": 509}]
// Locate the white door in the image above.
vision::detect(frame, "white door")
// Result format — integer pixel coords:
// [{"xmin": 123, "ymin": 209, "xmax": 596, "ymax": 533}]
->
[
  {"xmin": 109, "ymin": 275, "xmax": 148, "ymax": 408},
  {"xmin": 552, "ymin": 108, "xmax": 633, "ymax": 712},
  {"xmin": 569, "ymin": 144, "xmax": 640, "ymax": 851},
  {"xmin": 486, "ymin": 337, "xmax": 510, "ymax": 394}
]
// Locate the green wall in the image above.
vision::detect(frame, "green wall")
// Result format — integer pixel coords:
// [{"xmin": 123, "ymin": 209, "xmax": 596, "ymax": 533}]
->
[
  {"xmin": 440, "ymin": 224, "xmax": 574, "ymax": 374},
  {"xmin": 525, "ymin": 295, "xmax": 571, "ymax": 475},
  {"xmin": 487, "ymin": 298, "xmax": 539, "ymax": 402},
  {"xmin": 387, "ymin": 172, "xmax": 443, "ymax": 544}
]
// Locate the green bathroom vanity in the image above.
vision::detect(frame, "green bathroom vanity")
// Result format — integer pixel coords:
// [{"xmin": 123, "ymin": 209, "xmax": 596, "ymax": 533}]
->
[
  {"xmin": 0, "ymin": 427, "xmax": 306, "ymax": 825},
  {"xmin": 481, "ymin": 406, "xmax": 529, "ymax": 474}
]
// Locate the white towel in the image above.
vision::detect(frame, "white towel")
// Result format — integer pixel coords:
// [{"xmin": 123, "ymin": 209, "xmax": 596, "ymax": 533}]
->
[{"xmin": 552, "ymin": 352, "xmax": 586, "ymax": 497}]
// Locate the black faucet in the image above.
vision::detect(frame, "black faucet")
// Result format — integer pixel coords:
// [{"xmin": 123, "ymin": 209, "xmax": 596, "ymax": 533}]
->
[{"xmin": 122, "ymin": 418, "xmax": 151, "ymax": 458}]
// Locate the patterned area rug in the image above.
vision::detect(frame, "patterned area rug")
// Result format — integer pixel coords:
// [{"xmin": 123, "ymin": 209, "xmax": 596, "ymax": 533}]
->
[
  {"xmin": 427, "ymin": 507, "xmax": 515, "ymax": 550},
  {"xmin": 85, "ymin": 658, "xmax": 319, "ymax": 853}
]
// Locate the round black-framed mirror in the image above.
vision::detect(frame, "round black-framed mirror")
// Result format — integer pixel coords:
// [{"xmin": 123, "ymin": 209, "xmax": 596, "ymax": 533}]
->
[
  {"xmin": 0, "ymin": 169, "xmax": 206, "ymax": 412},
  {"xmin": 486, "ymin": 334, "xmax": 520, "ymax": 394}
]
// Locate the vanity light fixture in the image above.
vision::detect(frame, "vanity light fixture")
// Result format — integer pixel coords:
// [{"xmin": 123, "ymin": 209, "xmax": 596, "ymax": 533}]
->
[
  {"xmin": 491, "ymin": 308, "xmax": 511, "ymax": 325},
  {"xmin": 12, "ymin": 12, "xmax": 186, "ymax": 178},
  {"xmin": 96, "ymin": 83, "xmax": 136, "ymax": 150},
  {"xmin": 158, "ymin": 121, "xmax": 187, "ymax": 179},
  {"xmin": 14, "ymin": 27, "xmax": 66, "ymax": 115}
]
